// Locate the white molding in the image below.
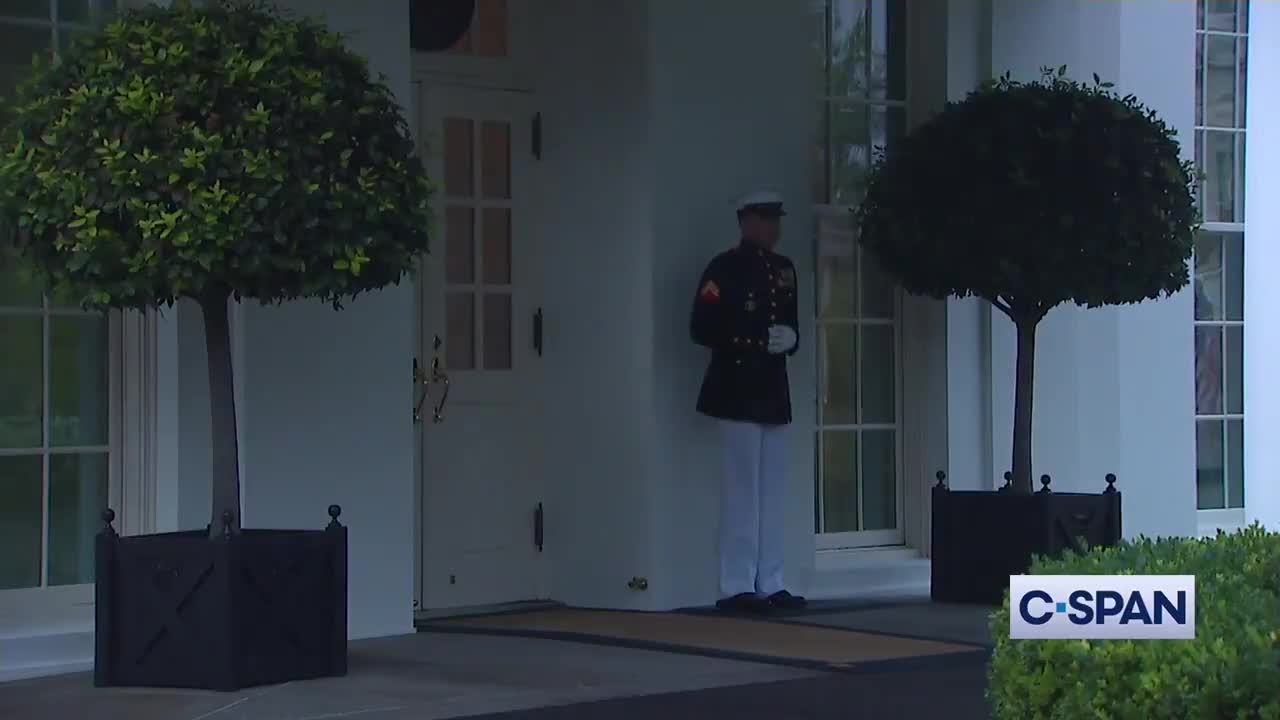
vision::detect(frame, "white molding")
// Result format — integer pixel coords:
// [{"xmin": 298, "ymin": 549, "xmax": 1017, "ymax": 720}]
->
[{"xmin": 1197, "ymin": 508, "xmax": 1246, "ymax": 537}]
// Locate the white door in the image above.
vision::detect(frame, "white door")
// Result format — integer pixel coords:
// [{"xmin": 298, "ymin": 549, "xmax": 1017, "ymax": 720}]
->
[{"xmin": 414, "ymin": 83, "xmax": 545, "ymax": 611}]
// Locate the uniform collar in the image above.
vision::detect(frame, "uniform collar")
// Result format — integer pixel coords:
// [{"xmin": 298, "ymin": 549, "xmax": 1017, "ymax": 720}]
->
[{"xmin": 737, "ymin": 239, "xmax": 770, "ymax": 257}]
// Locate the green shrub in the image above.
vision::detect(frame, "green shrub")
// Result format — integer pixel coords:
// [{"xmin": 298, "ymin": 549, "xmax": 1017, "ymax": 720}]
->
[{"xmin": 988, "ymin": 525, "xmax": 1280, "ymax": 720}]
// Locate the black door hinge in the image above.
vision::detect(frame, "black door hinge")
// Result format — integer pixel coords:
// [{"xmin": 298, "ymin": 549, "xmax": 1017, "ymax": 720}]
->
[
  {"xmin": 534, "ymin": 502, "xmax": 544, "ymax": 552},
  {"xmin": 532, "ymin": 307, "xmax": 543, "ymax": 356},
  {"xmin": 531, "ymin": 112, "xmax": 542, "ymax": 160}
]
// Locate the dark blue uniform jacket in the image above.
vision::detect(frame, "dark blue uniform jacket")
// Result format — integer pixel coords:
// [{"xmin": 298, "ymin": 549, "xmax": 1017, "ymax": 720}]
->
[{"xmin": 690, "ymin": 241, "xmax": 799, "ymax": 425}]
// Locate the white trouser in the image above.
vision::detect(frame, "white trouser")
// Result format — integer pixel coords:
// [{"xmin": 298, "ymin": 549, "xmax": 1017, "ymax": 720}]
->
[{"xmin": 718, "ymin": 419, "xmax": 788, "ymax": 598}]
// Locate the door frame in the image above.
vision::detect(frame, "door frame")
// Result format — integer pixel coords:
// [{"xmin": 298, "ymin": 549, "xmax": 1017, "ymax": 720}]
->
[{"xmin": 410, "ymin": 75, "xmax": 545, "ymax": 613}]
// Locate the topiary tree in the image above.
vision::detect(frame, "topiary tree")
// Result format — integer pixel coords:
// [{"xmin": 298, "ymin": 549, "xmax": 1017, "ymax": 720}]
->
[
  {"xmin": 0, "ymin": 0, "xmax": 432, "ymax": 535},
  {"xmin": 855, "ymin": 67, "xmax": 1197, "ymax": 494}
]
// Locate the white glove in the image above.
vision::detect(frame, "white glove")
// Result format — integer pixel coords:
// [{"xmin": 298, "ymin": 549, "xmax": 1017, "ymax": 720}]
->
[{"xmin": 767, "ymin": 325, "xmax": 797, "ymax": 354}]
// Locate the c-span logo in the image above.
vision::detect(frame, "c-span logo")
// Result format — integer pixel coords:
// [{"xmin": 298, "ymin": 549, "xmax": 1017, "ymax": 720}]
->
[{"xmin": 1009, "ymin": 575, "xmax": 1195, "ymax": 640}]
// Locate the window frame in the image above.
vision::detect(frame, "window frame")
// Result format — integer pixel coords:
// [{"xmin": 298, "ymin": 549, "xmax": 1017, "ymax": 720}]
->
[{"xmin": 812, "ymin": 0, "xmax": 908, "ymax": 550}]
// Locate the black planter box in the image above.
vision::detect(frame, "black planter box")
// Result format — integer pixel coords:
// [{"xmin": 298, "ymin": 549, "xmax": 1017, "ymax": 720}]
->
[
  {"xmin": 93, "ymin": 507, "xmax": 348, "ymax": 691},
  {"xmin": 930, "ymin": 473, "xmax": 1121, "ymax": 606}
]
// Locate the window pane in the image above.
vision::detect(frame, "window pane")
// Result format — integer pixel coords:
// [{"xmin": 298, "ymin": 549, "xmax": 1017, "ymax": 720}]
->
[
  {"xmin": 445, "ymin": 292, "xmax": 474, "ymax": 370},
  {"xmin": 1223, "ymin": 232, "xmax": 1243, "ymax": 321},
  {"xmin": 472, "ymin": 0, "xmax": 508, "ymax": 58},
  {"xmin": 445, "ymin": 206, "xmax": 475, "ymax": 284},
  {"xmin": 1202, "ymin": 129, "xmax": 1237, "ymax": 223},
  {"xmin": 0, "ymin": 315, "xmax": 44, "ymax": 449},
  {"xmin": 481, "ymin": 208, "xmax": 511, "ymax": 285},
  {"xmin": 830, "ymin": 103, "xmax": 905, "ymax": 205},
  {"xmin": 821, "ymin": 430, "xmax": 858, "ymax": 532},
  {"xmin": 861, "ymin": 325, "xmax": 895, "ymax": 423},
  {"xmin": 47, "ymin": 452, "xmax": 107, "ymax": 585},
  {"xmin": 0, "ymin": 24, "xmax": 53, "ymax": 121},
  {"xmin": 1205, "ymin": 0, "xmax": 1238, "ymax": 31},
  {"xmin": 1196, "ymin": 420, "xmax": 1225, "ymax": 509},
  {"xmin": 1204, "ymin": 34, "xmax": 1237, "ymax": 128},
  {"xmin": 869, "ymin": 0, "xmax": 907, "ymax": 102},
  {"xmin": 861, "ymin": 429, "xmax": 896, "ymax": 530},
  {"xmin": 810, "ymin": 1, "xmax": 828, "ymax": 96},
  {"xmin": 0, "ymin": 455, "xmax": 42, "ymax": 590},
  {"xmin": 812, "ymin": 103, "xmax": 829, "ymax": 204},
  {"xmin": 1238, "ymin": 37, "xmax": 1248, "ymax": 128},
  {"xmin": 860, "ymin": 250, "xmax": 894, "ymax": 319},
  {"xmin": 58, "ymin": 0, "xmax": 116, "ymax": 24},
  {"xmin": 1195, "ymin": 35, "xmax": 1204, "ymax": 127},
  {"xmin": 1225, "ymin": 325, "xmax": 1243, "ymax": 416},
  {"xmin": 1195, "ymin": 325, "xmax": 1223, "ymax": 415},
  {"xmin": 50, "ymin": 314, "xmax": 109, "ymax": 447},
  {"xmin": 480, "ymin": 120, "xmax": 510, "ymax": 200},
  {"xmin": 828, "ymin": 0, "xmax": 869, "ymax": 97},
  {"xmin": 819, "ymin": 324, "xmax": 856, "ymax": 425},
  {"xmin": 816, "ymin": 211, "xmax": 856, "ymax": 319},
  {"xmin": 1193, "ymin": 232, "xmax": 1223, "ymax": 321},
  {"xmin": 443, "ymin": 118, "xmax": 474, "ymax": 197},
  {"xmin": 1227, "ymin": 419, "xmax": 1244, "ymax": 509},
  {"xmin": 481, "ymin": 292, "xmax": 511, "ymax": 370}
]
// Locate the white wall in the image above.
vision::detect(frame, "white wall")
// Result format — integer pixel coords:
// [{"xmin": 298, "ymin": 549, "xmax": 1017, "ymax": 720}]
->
[
  {"xmin": 236, "ymin": 0, "xmax": 416, "ymax": 641},
  {"xmin": 1244, "ymin": 2, "xmax": 1280, "ymax": 531},
  {"xmin": 982, "ymin": 0, "xmax": 1198, "ymax": 538},
  {"xmin": 525, "ymin": 0, "xmax": 660, "ymax": 609},
  {"xmin": 645, "ymin": 0, "xmax": 816, "ymax": 609}
]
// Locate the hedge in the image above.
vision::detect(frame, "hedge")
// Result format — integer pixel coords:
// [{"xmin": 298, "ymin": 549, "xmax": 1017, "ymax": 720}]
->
[{"xmin": 988, "ymin": 525, "xmax": 1280, "ymax": 719}]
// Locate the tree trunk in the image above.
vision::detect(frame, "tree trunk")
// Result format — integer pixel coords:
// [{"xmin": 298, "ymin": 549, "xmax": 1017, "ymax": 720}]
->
[
  {"xmin": 201, "ymin": 293, "xmax": 242, "ymax": 537},
  {"xmin": 1010, "ymin": 317, "xmax": 1037, "ymax": 494}
]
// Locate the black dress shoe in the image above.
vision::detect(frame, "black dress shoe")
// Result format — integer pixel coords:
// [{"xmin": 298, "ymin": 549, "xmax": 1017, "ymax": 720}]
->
[
  {"xmin": 767, "ymin": 590, "xmax": 808, "ymax": 610},
  {"xmin": 715, "ymin": 592, "xmax": 771, "ymax": 614}
]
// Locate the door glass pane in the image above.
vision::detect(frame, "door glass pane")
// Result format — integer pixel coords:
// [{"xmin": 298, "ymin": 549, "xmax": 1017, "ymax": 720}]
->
[
  {"xmin": 47, "ymin": 451, "xmax": 107, "ymax": 585},
  {"xmin": 480, "ymin": 120, "xmax": 510, "ymax": 200},
  {"xmin": 445, "ymin": 292, "xmax": 475, "ymax": 370},
  {"xmin": 472, "ymin": 0, "xmax": 508, "ymax": 58},
  {"xmin": 445, "ymin": 206, "xmax": 475, "ymax": 284},
  {"xmin": 1196, "ymin": 419, "xmax": 1225, "ymax": 509},
  {"xmin": 1195, "ymin": 325, "xmax": 1223, "ymax": 415},
  {"xmin": 1193, "ymin": 232, "xmax": 1222, "ymax": 321},
  {"xmin": 482, "ymin": 293, "xmax": 512, "ymax": 370},
  {"xmin": 482, "ymin": 208, "xmax": 511, "ymax": 285},
  {"xmin": 860, "ymin": 251, "xmax": 894, "ymax": 319},
  {"xmin": 1237, "ymin": 38, "xmax": 1248, "ymax": 128},
  {"xmin": 861, "ymin": 325, "xmax": 895, "ymax": 423},
  {"xmin": 0, "ymin": 315, "xmax": 44, "ymax": 448},
  {"xmin": 443, "ymin": 118, "xmax": 474, "ymax": 197},
  {"xmin": 1204, "ymin": 34, "xmax": 1237, "ymax": 128},
  {"xmin": 50, "ymin": 314, "xmax": 109, "ymax": 447},
  {"xmin": 830, "ymin": 103, "xmax": 869, "ymax": 204},
  {"xmin": 57, "ymin": 0, "xmax": 114, "ymax": 23},
  {"xmin": 1227, "ymin": 419, "xmax": 1244, "ymax": 509},
  {"xmin": 0, "ymin": 455, "xmax": 43, "ymax": 590},
  {"xmin": 861, "ymin": 429, "xmax": 896, "ymax": 530},
  {"xmin": 816, "ymin": 212, "xmax": 856, "ymax": 319},
  {"xmin": 1225, "ymin": 325, "xmax": 1243, "ymax": 415},
  {"xmin": 821, "ymin": 430, "xmax": 857, "ymax": 532},
  {"xmin": 819, "ymin": 324, "xmax": 856, "ymax": 424}
]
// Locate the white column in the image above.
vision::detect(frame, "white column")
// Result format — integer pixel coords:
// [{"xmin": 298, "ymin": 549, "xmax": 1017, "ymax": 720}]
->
[{"xmin": 1244, "ymin": 3, "xmax": 1280, "ymax": 531}]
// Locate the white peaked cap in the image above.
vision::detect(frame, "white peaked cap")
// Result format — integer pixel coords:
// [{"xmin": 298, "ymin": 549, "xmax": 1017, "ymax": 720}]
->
[{"xmin": 734, "ymin": 189, "xmax": 785, "ymax": 211}]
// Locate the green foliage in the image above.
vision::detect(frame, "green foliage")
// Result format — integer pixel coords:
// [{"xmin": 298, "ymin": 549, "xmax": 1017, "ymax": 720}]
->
[
  {"xmin": 855, "ymin": 67, "xmax": 1198, "ymax": 321},
  {"xmin": 988, "ymin": 525, "xmax": 1280, "ymax": 720},
  {"xmin": 0, "ymin": 0, "xmax": 432, "ymax": 310}
]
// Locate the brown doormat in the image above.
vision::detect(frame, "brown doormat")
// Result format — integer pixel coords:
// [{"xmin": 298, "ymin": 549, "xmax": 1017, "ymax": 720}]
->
[{"xmin": 423, "ymin": 608, "xmax": 979, "ymax": 670}]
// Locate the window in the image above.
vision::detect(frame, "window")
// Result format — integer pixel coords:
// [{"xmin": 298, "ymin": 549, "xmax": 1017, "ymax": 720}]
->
[
  {"xmin": 1193, "ymin": 0, "xmax": 1248, "ymax": 511},
  {"xmin": 811, "ymin": 0, "xmax": 906, "ymax": 547},
  {"xmin": 0, "ymin": 0, "xmax": 119, "ymax": 591}
]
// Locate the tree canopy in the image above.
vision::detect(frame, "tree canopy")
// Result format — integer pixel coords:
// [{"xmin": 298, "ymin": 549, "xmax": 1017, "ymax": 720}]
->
[
  {"xmin": 0, "ymin": 0, "xmax": 432, "ymax": 311},
  {"xmin": 855, "ymin": 67, "xmax": 1197, "ymax": 325}
]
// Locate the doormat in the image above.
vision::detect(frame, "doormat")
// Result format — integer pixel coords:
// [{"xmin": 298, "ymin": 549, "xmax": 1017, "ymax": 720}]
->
[{"xmin": 419, "ymin": 608, "xmax": 984, "ymax": 673}]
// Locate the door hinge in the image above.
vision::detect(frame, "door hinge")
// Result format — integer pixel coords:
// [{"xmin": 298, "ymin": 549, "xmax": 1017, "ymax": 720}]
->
[
  {"xmin": 532, "ymin": 307, "xmax": 543, "ymax": 356},
  {"xmin": 534, "ymin": 502, "xmax": 544, "ymax": 552},
  {"xmin": 531, "ymin": 112, "xmax": 542, "ymax": 160}
]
